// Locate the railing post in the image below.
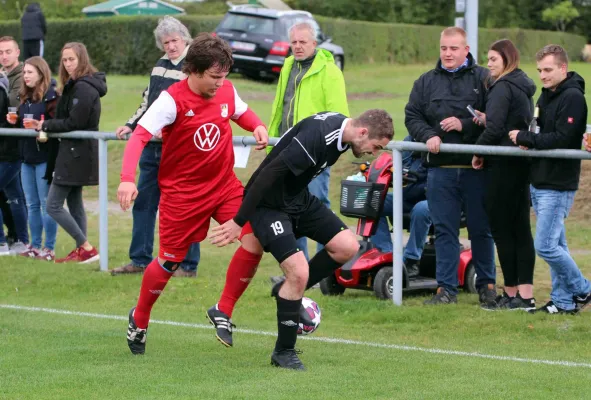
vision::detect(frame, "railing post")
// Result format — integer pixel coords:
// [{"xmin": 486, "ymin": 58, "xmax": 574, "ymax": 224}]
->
[
  {"xmin": 98, "ymin": 139, "xmax": 108, "ymax": 272},
  {"xmin": 392, "ymin": 148, "xmax": 403, "ymax": 306}
]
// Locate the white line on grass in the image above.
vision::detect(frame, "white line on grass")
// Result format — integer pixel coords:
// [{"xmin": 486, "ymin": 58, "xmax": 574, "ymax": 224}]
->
[{"xmin": 2, "ymin": 303, "xmax": 590, "ymax": 369}]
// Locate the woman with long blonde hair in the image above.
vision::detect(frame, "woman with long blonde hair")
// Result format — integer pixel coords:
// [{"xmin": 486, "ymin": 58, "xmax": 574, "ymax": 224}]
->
[{"xmin": 471, "ymin": 39, "xmax": 537, "ymax": 310}]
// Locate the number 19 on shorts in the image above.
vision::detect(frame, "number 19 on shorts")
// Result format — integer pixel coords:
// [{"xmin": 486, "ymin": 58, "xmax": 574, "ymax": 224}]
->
[{"xmin": 271, "ymin": 221, "xmax": 284, "ymax": 236}]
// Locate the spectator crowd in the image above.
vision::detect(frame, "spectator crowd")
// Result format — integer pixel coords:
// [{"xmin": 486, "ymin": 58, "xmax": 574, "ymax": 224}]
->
[{"xmin": 2, "ymin": 10, "xmax": 591, "ymax": 317}]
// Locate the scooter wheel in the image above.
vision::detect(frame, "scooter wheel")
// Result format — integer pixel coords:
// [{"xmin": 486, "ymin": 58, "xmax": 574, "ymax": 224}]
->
[
  {"xmin": 320, "ymin": 274, "xmax": 345, "ymax": 296},
  {"xmin": 374, "ymin": 267, "xmax": 393, "ymax": 300}
]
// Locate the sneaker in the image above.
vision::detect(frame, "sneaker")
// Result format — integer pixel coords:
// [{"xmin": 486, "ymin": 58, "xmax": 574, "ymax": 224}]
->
[
  {"xmin": 9, "ymin": 241, "xmax": 29, "ymax": 255},
  {"xmin": 0, "ymin": 243, "xmax": 10, "ymax": 256},
  {"xmin": 481, "ymin": 291, "xmax": 513, "ymax": 311},
  {"xmin": 110, "ymin": 262, "xmax": 145, "ymax": 276},
  {"xmin": 35, "ymin": 248, "xmax": 55, "ymax": 262},
  {"xmin": 424, "ymin": 287, "xmax": 457, "ymax": 305},
  {"xmin": 508, "ymin": 293, "xmax": 536, "ymax": 311},
  {"xmin": 478, "ymin": 284, "xmax": 498, "ymax": 307},
  {"xmin": 528, "ymin": 300, "xmax": 576, "ymax": 315},
  {"xmin": 573, "ymin": 292, "xmax": 591, "ymax": 312},
  {"xmin": 206, "ymin": 305, "xmax": 235, "ymax": 347},
  {"xmin": 271, "ymin": 348, "xmax": 305, "ymax": 370},
  {"xmin": 55, "ymin": 248, "xmax": 80, "ymax": 263},
  {"xmin": 173, "ymin": 269, "xmax": 197, "ymax": 278},
  {"xmin": 77, "ymin": 246, "xmax": 99, "ymax": 264},
  {"xmin": 127, "ymin": 307, "xmax": 147, "ymax": 355},
  {"xmin": 19, "ymin": 245, "xmax": 41, "ymax": 258},
  {"xmin": 404, "ymin": 259, "xmax": 420, "ymax": 278}
]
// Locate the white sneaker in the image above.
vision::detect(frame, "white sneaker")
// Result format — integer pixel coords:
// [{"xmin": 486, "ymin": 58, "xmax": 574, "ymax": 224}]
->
[
  {"xmin": 0, "ymin": 243, "xmax": 10, "ymax": 256},
  {"xmin": 9, "ymin": 241, "xmax": 29, "ymax": 255}
]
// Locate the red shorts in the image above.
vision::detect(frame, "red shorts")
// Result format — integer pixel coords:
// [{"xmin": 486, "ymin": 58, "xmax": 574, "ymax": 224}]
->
[{"xmin": 158, "ymin": 182, "xmax": 244, "ymax": 262}]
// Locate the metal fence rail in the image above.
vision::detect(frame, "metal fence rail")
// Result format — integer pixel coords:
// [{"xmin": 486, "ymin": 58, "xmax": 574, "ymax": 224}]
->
[{"xmin": 1, "ymin": 127, "xmax": 590, "ymax": 306}]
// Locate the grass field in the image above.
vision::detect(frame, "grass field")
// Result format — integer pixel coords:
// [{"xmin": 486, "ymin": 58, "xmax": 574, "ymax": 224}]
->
[{"xmin": 2, "ymin": 63, "xmax": 591, "ymax": 399}]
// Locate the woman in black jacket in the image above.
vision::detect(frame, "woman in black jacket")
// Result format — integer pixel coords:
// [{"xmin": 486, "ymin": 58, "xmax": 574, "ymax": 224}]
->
[
  {"xmin": 472, "ymin": 39, "xmax": 537, "ymax": 310},
  {"xmin": 31, "ymin": 42, "xmax": 107, "ymax": 264},
  {"xmin": 8, "ymin": 56, "xmax": 59, "ymax": 261}
]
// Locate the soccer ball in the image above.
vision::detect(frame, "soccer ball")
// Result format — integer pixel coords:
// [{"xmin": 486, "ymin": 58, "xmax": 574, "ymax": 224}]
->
[{"xmin": 298, "ymin": 297, "xmax": 321, "ymax": 335}]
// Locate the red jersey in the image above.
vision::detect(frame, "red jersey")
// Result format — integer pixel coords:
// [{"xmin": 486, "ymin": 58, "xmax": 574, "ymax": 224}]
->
[{"xmin": 138, "ymin": 79, "xmax": 248, "ymax": 200}]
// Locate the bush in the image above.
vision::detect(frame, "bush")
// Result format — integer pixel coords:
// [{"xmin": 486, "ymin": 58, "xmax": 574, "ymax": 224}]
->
[{"xmin": 0, "ymin": 15, "xmax": 585, "ymax": 74}]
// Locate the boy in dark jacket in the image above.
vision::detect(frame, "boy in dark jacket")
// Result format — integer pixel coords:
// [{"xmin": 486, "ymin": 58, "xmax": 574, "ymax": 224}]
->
[{"xmin": 510, "ymin": 44, "xmax": 591, "ymax": 314}]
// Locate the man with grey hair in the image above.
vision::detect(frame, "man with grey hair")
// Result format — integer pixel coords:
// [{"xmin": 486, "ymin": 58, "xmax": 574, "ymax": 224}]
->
[
  {"xmin": 268, "ymin": 21, "xmax": 349, "ymax": 264},
  {"xmin": 111, "ymin": 16, "xmax": 201, "ymax": 277}
]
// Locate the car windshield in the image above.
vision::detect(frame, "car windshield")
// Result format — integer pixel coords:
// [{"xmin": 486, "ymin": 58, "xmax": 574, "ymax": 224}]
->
[{"xmin": 220, "ymin": 14, "xmax": 276, "ymax": 35}]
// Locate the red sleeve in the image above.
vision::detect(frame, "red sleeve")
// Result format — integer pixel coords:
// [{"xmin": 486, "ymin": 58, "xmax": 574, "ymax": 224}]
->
[
  {"xmin": 120, "ymin": 125, "xmax": 152, "ymax": 183},
  {"xmin": 234, "ymin": 108, "xmax": 264, "ymax": 132}
]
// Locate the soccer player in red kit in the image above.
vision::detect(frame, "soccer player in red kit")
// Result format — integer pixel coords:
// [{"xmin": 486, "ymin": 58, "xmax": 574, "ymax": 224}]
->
[{"xmin": 117, "ymin": 33, "xmax": 268, "ymax": 355}]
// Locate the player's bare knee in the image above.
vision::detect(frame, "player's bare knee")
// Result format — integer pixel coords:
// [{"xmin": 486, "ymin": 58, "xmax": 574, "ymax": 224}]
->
[
  {"xmin": 326, "ymin": 230, "xmax": 359, "ymax": 263},
  {"xmin": 240, "ymin": 233, "xmax": 264, "ymax": 255}
]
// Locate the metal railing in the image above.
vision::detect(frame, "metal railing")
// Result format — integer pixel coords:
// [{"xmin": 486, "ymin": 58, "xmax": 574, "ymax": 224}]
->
[{"xmin": 2, "ymin": 127, "xmax": 591, "ymax": 306}]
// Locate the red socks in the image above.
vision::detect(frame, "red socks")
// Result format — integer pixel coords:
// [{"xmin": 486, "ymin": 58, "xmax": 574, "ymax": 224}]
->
[
  {"xmin": 133, "ymin": 258, "xmax": 173, "ymax": 329},
  {"xmin": 217, "ymin": 246, "xmax": 262, "ymax": 317}
]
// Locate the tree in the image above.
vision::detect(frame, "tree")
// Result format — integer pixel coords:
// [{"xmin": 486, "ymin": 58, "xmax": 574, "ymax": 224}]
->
[{"xmin": 542, "ymin": 0, "xmax": 580, "ymax": 32}]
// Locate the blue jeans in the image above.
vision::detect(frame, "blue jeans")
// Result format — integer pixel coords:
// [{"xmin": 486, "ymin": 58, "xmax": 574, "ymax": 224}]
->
[
  {"xmin": 427, "ymin": 167, "xmax": 495, "ymax": 295},
  {"xmin": 21, "ymin": 162, "xmax": 57, "ymax": 250},
  {"xmin": 130, "ymin": 143, "xmax": 200, "ymax": 271},
  {"xmin": 371, "ymin": 194, "xmax": 431, "ymax": 262},
  {"xmin": 530, "ymin": 187, "xmax": 591, "ymax": 310},
  {"xmin": 297, "ymin": 167, "xmax": 330, "ymax": 260},
  {"xmin": 0, "ymin": 161, "xmax": 28, "ymax": 244}
]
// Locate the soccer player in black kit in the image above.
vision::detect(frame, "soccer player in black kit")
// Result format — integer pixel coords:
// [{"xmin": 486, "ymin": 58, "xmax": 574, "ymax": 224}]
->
[{"xmin": 210, "ymin": 109, "xmax": 394, "ymax": 370}]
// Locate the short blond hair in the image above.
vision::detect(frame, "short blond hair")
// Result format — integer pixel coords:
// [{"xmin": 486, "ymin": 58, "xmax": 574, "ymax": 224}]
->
[
  {"xmin": 441, "ymin": 27, "xmax": 467, "ymax": 40},
  {"xmin": 536, "ymin": 44, "xmax": 568, "ymax": 66}
]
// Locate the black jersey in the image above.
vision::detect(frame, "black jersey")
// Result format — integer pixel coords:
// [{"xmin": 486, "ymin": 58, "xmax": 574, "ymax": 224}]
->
[{"xmin": 244, "ymin": 112, "xmax": 349, "ymax": 211}]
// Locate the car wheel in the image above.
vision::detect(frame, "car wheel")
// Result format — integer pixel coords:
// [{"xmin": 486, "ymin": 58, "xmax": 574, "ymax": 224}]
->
[
  {"xmin": 333, "ymin": 55, "xmax": 344, "ymax": 71},
  {"xmin": 319, "ymin": 273, "xmax": 345, "ymax": 296}
]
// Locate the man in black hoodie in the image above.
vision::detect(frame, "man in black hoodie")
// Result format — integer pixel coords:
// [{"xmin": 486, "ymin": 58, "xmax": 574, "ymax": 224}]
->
[
  {"xmin": 509, "ymin": 45, "xmax": 591, "ymax": 314},
  {"xmin": 21, "ymin": 3, "xmax": 47, "ymax": 59},
  {"xmin": 405, "ymin": 27, "xmax": 496, "ymax": 306}
]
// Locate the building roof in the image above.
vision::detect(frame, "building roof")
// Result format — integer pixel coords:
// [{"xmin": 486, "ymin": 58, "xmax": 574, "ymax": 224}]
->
[{"xmin": 82, "ymin": 0, "xmax": 185, "ymax": 14}]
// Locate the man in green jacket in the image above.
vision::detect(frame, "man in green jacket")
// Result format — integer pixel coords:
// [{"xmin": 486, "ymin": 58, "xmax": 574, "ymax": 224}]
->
[
  {"xmin": 268, "ymin": 21, "xmax": 349, "ymax": 261},
  {"xmin": 0, "ymin": 36, "xmax": 23, "ymax": 108}
]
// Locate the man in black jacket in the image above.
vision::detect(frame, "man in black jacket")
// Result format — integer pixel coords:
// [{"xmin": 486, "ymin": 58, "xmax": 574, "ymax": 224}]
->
[
  {"xmin": 405, "ymin": 27, "xmax": 496, "ymax": 306},
  {"xmin": 21, "ymin": 3, "xmax": 46, "ymax": 59},
  {"xmin": 510, "ymin": 45, "xmax": 591, "ymax": 314}
]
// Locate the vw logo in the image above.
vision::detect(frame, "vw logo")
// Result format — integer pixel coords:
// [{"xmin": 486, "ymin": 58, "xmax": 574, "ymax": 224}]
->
[{"xmin": 193, "ymin": 123, "xmax": 220, "ymax": 151}]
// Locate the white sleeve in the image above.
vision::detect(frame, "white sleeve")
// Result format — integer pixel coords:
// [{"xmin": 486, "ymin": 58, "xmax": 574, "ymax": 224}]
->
[
  {"xmin": 137, "ymin": 91, "xmax": 177, "ymax": 135},
  {"xmin": 231, "ymin": 87, "xmax": 248, "ymax": 119}
]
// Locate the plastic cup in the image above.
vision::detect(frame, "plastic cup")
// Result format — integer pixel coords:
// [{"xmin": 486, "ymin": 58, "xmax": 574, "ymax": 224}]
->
[{"xmin": 8, "ymin": 107, "xmax": 16, "ymax": 114}]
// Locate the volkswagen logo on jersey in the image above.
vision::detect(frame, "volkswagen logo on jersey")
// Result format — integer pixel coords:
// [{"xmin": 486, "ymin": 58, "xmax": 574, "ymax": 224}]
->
[{"xmin": 194, "ymin": 123, "xmax": 221, "ymax": 151}]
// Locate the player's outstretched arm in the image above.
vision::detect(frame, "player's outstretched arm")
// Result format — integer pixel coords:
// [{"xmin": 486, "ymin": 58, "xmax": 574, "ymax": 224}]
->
[
  {"xmin": 117, "ymin": 125, "xmax": 152, "ymax": 211},
  {"xmin": 231, "ymin": 87, "xmax": 268, "ymax": 150}
]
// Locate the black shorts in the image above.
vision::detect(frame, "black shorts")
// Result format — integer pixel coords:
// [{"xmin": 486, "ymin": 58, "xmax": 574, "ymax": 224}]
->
[{"xmin": 250, "ymin": 196, "xmax": 348, "ymax": 263}]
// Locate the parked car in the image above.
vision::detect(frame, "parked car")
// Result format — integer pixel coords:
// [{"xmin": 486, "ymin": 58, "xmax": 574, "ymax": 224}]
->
[{"xmin": 214, "ymin": 5, "xmax": 345, "ymax": 81}]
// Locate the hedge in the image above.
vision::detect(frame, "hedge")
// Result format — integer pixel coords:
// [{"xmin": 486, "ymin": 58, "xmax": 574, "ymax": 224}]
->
[{"xmin": 0, "ymin": 15, "xmax": 586, "ymax": 75}]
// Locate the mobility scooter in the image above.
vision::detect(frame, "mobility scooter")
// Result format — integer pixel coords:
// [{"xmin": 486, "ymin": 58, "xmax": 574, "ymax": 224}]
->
[{"xmin": 320, "ymin": 152, "xmax": 477, "ymax": 300}]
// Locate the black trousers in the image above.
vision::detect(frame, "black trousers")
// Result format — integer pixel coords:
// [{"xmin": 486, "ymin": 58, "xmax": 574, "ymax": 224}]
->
[
  {"xmin": 485, "ymin": 157, "xmax": 535, "ymax": 287},
  {"xmin": 22, "ymin": 40, "xmax": 42, "ymax": 59},
  {"xmin": 0, "ymin": 191, "xmax": 17, "ymax": 242}
]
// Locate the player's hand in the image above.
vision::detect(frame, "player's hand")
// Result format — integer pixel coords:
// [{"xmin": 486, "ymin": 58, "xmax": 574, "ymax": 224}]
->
[
  {"xmin": 253, "ymin": 125, "xmax": 268, "ymax": 150},
  {"xmin": 426, "ymin": 136, "xmax": 442, "ymax": 154},
  {"xmin": 209, "ymin": 219, "xmax": 242, "ymax": 247},
  {"xmin": 116, "ymin": 126, "xmax": 132, "ymax": 140},
  {"xmin": 508, "ymin": 130, "xmax": 520, "ymax": 144},
  {"xmin": 440, "ymin": 117, "xmax": 462, "ymax": 132},
  {"xmin": 472, "ymin": 155, "xmax": 484, "ymax": 170},
  {"xmin": 117, "ymin": 182, "xmax": 138, "ymax": 211}
]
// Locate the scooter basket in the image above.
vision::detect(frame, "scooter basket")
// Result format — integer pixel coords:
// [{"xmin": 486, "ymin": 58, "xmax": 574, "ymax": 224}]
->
[{"xmin": 340, "ymin": 180, "xmax": 386, "ymax": 219}]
